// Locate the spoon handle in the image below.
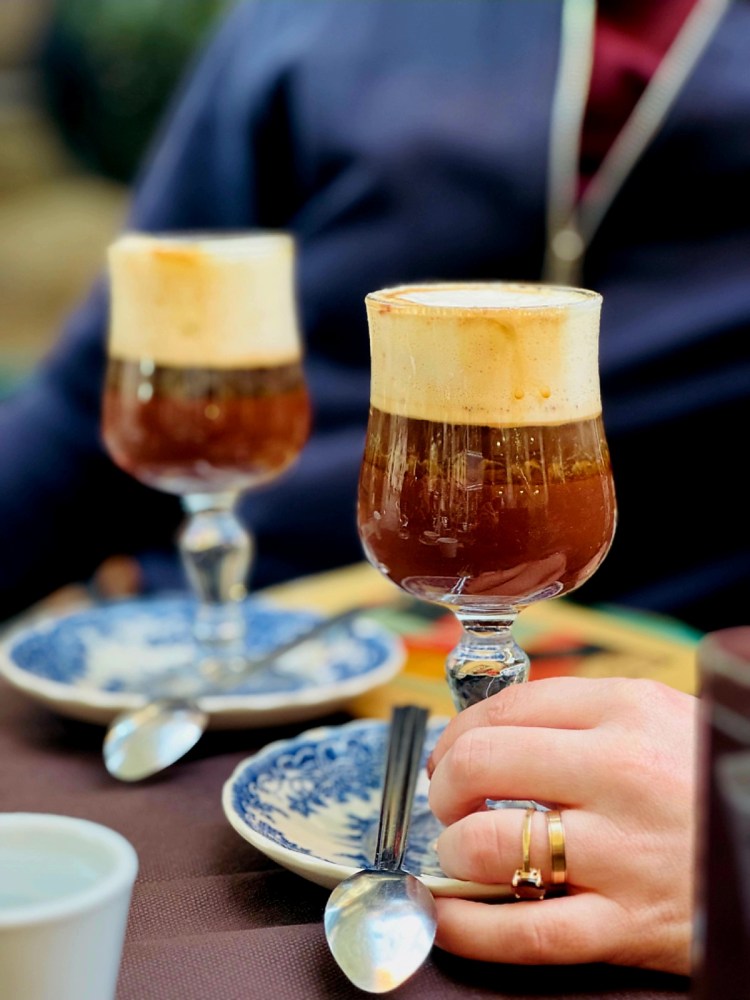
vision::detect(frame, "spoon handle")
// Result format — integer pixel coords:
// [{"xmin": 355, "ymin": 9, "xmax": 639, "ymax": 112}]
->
[
  {"xmin": 137, "ymin": 606, "xmax": 363, "ymax": 701},
  {"xmin": 373, "ymin": 705, "xmax": 429, "ymax": 872}
]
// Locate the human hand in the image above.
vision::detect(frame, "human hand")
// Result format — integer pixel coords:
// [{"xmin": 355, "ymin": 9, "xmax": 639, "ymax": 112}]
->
[
  {"xmin": 91, "ymin": 555, "xmax": 142, "ymax": 598},
  {"xmin": 427, "ymin": 676, "xmax": 697, "ymax": 975}
]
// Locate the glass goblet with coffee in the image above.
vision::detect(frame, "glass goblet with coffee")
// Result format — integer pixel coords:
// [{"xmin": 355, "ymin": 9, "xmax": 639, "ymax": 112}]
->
[
  {"xmin": 358, "ymin": 282, "xmax": 616, "ymax": 711},
  {"xmin": 102, "ymin": 231, "xmax": 311, "ymax": 673}
]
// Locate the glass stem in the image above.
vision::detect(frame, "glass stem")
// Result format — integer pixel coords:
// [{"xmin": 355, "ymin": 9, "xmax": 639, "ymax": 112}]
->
[
  {"xmin": 445, "ymin": 613, "xmax": 530, "ymax": 712},
  {"xmin": 178, "ymin": 493, "xmax": 253, "ymax": 666}
]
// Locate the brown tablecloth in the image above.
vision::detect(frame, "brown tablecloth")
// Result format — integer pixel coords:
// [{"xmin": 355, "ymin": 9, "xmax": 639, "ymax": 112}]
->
[{"xmin": 0, "ymin": 682, "xmax": 690, "ymax": 1000}]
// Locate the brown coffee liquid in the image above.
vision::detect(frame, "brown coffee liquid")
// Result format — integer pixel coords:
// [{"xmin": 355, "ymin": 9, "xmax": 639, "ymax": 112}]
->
[
  {"xmin": 358, "ymin": 407, "xmax": 616, "ymax": 604},
  {"xmin": 102, "ymin": 359, "xmax": 310, "ymax": 494}
]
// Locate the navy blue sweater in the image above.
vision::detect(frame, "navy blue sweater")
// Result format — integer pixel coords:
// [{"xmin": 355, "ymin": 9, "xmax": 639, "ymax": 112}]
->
[{"xmin": 1, "ymin": 0, "xmax": 748, "ymax": 631}]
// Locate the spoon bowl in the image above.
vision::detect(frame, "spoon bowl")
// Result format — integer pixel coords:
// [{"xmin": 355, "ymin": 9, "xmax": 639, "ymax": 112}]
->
[
  {"xmin": 324, "ymin": 704, "xmax": 436, "ymax": 993},
  {"xmin": 324, "ymin": 869, "xmax": 437, "ymax": 993},
  {"xmin": 104, "ymin": 698, "xmax": 209, "ymax": 782}
]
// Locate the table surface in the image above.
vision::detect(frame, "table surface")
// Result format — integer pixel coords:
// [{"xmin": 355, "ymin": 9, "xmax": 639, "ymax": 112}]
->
[{"xmin": 0, "ymin": 562, "xmax": 697, "ymax": 1000}]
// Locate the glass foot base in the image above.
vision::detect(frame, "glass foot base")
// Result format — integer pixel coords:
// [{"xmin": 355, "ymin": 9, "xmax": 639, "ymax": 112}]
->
[{"xmin": 485, "ymin": 799, "xmax": 550, "ymax": 811}]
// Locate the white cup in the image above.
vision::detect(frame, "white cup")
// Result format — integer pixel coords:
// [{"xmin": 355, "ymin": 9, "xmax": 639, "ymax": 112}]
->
[{"xmin": 0, "ymin": 813, "xmax": 138, "ymax": 1000}]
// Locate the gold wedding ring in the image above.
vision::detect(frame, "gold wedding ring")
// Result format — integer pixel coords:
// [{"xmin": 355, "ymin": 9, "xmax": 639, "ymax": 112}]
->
[
  {"xmin": 511, "ymin": 808, "xmax": 546, "ymax": 900},
  {"xmin": 546, "ymin": 809, "xmax": 567, "ymax": 885}
]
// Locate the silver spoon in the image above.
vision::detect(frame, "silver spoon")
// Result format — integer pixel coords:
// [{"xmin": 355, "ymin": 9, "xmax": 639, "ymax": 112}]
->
[
  {"xmin": 324, "ymin": 704, "xmax": 437, "ymax": 993},
  {"xmin": 103, "ymin": 608, "xmax": 361, "ymax": 782}
]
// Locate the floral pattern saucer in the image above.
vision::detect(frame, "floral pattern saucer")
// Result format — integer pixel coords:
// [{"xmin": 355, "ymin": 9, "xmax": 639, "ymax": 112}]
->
[
  {"xmin": 0, "ymin": 596, "xmax": 404, "ymax": 728},
  {"xmin": 222, "ymin": 716, "xmax": 511, "ymax": 899}
]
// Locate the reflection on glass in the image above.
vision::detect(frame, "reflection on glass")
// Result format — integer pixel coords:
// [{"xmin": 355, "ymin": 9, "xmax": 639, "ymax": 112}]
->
[
  {"xmin": 102, "ymin": 231, "xmax": 310, "ymax": 671},
  {"xmin": 358, "ymin": 282, "xmax": 616, "ymax": 710}
]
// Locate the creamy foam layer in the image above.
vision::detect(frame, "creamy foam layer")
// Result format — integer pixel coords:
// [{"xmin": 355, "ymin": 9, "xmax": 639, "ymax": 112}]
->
[
  {"xmin": 108, "ymin": 232, "xmax": 302, "ymax": 368},
  {"xmin": 366, "ymin": 283, "xmax": 602, "ymax": 425}
]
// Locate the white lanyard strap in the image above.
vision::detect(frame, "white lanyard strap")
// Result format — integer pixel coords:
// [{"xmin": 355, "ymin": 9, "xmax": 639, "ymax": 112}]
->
[{"xmin": 543, "ymin": 0, "xmax": 732, "ymax": 286}]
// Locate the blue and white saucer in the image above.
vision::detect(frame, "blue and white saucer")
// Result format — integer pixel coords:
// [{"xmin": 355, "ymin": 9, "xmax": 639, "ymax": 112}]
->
[
  {"xmin": 0, "ymin": 596, "xmax": 404, "ymax": 728},
  {"xmin": 222, "ymin": 716, "xmax": 511, "ymax": 899}
]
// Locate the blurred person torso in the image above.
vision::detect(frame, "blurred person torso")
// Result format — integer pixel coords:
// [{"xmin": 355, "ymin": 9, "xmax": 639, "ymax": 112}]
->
[{"xmin": 0, "ymin": 0, "xmax": 746, "ymax": 633}]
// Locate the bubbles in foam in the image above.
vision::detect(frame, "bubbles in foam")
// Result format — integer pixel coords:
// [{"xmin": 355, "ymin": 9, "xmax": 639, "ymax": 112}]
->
[
  {"xmin": 115, "ymin": 231, "xmax": 292, "ymax": 260},
  {"xmin": 376, "ymin": 282, "xmax": 598, "ymax": 310},
  {"xmin": 366, "ymin": 282, "xmax": 603, "ymax": 427},
  {"xmin": 108, "ymin": 231, "xmax": 302, "ymax": 368}
]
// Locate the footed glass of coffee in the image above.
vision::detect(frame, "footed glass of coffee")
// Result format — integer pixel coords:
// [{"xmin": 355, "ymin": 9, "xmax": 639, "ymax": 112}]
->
[
  {"xmin": 102, "ymin": 231, "xmax": 310, "ymax": 673},
  {"xmin": 358, "ymin": 283, "xmax": 616, "ymax": 712}
]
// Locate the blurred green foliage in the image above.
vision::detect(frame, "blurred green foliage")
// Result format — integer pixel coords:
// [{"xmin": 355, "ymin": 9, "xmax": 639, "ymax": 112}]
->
[{"xmin": 39, "ymin": 0, "xmax": 234, "ymax": 182}]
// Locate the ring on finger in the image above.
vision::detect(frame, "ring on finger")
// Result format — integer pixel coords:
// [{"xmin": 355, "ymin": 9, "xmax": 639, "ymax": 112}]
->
[
  {"xmin": 546, "ymin": 809, "xmax": 567, "ymax": 886},
  {"xmin": 511, "ymin": 807, "xmax": 546, "ymax": 900}
]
